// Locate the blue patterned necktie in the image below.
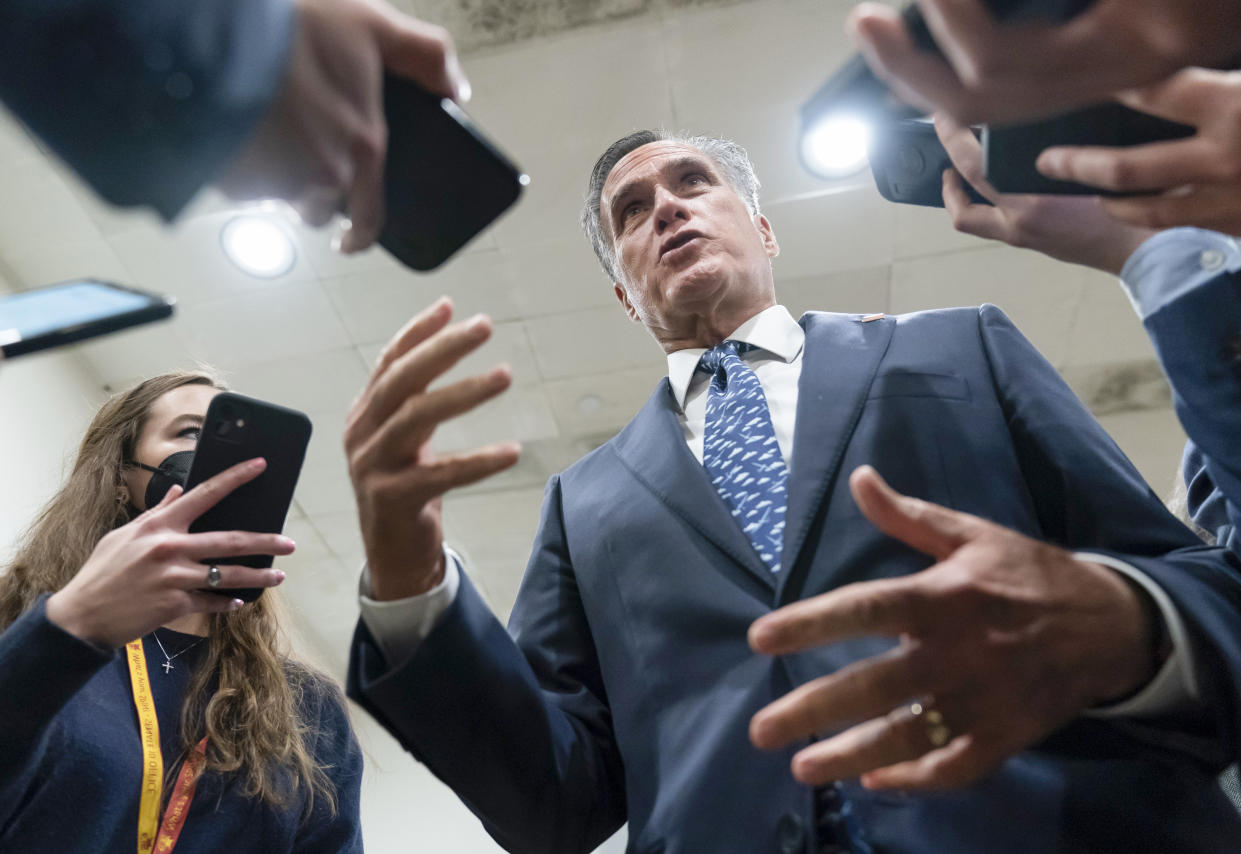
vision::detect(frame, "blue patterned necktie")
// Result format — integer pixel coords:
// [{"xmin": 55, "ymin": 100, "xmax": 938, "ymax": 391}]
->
[{"xmin": 699, "ymin": 341, "xmax": 789, "ymax": 574}]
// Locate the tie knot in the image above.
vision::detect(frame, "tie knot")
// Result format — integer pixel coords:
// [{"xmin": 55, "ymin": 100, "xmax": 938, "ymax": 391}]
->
[{"xmin": 699, "ymin": 340, "xmax": 750, "ymax": 376}]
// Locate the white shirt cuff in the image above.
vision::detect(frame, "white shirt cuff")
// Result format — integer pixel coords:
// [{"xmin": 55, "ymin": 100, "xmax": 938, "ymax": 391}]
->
[
  {"xmin": 1077, "ymin": 552, "xmax": 1200, "ymax": 718},
  {"xmin": 357, "ymin": 545, "xmax": 462, "ymax": 667}
]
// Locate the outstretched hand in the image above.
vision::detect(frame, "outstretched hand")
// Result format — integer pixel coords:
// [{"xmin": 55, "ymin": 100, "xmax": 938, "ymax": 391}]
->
[
  {"xmin": 345, "ymin": 297, "xmax": 520, "ymax": 602},
  {"xmin": 45, "ymin": 458, "xmax": 293, "ymax": 648},
  {"xmin": 748, "ymin": 465, "xmax": 1156, "ymax": 791}
]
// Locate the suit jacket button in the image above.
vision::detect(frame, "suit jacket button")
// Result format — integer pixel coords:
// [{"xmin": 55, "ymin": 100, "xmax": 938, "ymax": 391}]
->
[{"xmin": 777, "ymin": 813, "xmax": 806, "ymax": 853}]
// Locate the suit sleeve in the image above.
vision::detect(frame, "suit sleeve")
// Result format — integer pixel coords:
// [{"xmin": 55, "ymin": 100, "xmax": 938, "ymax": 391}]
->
[
  {"xmin": 1144, "ymin": 273, "xmax": 1241, "ymax": 553},
  {"xmin": 978, "ymin": 303, "xmax": 1241, "ymax": 759},
  {"xmin": 0, "ymin": 0, "xmax": 294, "ymax": 219},
  {"xmin": 347, "ymin": 475, "xmax": 626, "ymax": 854}
]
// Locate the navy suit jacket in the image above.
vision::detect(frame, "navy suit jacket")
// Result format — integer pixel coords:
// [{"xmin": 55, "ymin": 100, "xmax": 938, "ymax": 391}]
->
[
  {"xmin": 350, "ymin": 305, "xmax": 1241, "ymax": 854},
  {"xmin": 1143, "ymin": 271, "xmax": 1241, "ymax": 554},
  {"xmin": 0, "ymin": 0, "xmax": 293, "ymax": 218}
]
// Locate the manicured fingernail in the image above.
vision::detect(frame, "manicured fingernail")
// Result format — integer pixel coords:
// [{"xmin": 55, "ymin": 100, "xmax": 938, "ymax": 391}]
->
[
  {"xmin": 279, "ymin": 537, "xmax": 296, "ymax": 550},
  {"xmin": 230, "ymin": 599, "xmax": 244, "ymax": 611},
  {"xmin": 250, "ymin": 457, "xmax": 267, "ymax": 470},
  {"xmin": 275, "ymin": 571, "xmax": 287, "ymax": 583},
  {"xmin": 467, "ymin": 313, "xmax": 489, "ymax": 331}
]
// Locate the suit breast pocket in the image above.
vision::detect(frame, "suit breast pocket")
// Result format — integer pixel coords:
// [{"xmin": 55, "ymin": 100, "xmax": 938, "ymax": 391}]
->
[{"xmin": 867, "ymin": 370, "xmax": 970, "ymax": 401}]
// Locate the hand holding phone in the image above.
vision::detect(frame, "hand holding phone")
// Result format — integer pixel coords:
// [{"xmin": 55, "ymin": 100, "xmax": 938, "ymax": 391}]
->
[{"xmin": 184, "ymin": 393, "xmax": 312, "ymax": 601}]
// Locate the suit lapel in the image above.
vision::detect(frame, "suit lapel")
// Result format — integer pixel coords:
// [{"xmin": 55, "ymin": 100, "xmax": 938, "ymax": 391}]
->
[
  {"xmin": 779, "ymin": 313, "xmax": 895, "ymax": 602},
  {"xmin": 613, "ymin": 380, "xmax": 776, "ymax": 596}
]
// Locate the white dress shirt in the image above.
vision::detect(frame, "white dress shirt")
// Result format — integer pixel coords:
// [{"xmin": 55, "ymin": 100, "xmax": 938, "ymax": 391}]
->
[{"xmin": 359, "ymin": 305, "xmax": 1197, "ymax": 715}]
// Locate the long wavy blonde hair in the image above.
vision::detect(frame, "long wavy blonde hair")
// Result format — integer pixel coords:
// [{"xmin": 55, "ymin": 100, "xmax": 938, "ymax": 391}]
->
[{"xmin": 0, "ymin": 371, "xmax": 339, "ymax": 816}]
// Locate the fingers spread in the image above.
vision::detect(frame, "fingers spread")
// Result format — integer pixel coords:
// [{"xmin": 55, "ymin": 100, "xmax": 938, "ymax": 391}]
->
[
  {"xmin": 750, "ymin": 645, "xmax": 926, "ymax": 750},
  {"xmin": 367, "ymin": 365, "xmax": 513, "ymax": 466},
  {"xmin": 367, "ymin": 298, "xmax": 454, "ymax": 392},
  {"xmin": 788, "ymin": 704, "xmax": 941, "ymax": 786},
  {"xmin": 749, "ymin": 576, "xmax": 927, "ymax": 656},
  {"xmin": 358, "ymin": 314, "xmax": 495, "ymax": 441},
  {"xmin": 850, "ymin": 465, "xmax": 978, "ymax": 559},
  {"xmin": 860, "ymin": 734, "xmax": 985, "ymax": 791}
]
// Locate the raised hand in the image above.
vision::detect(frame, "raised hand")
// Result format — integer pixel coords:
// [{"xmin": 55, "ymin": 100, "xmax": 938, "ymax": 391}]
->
[
  {"xmin": 747, "ymin": 465, "xmax": 1157, "ymax": 791},
  {"xmin": 344, "ymin": 297, "xmax": 520, "ymax": 601},
  {"xmin": 45, "ymin": 458, "xmax": 293, "ymax": 647}
]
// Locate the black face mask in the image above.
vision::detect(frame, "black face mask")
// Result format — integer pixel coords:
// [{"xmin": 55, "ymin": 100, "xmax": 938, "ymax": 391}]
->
[{"xmin": 130, "ymin": 450, "xmax": 195, "ymax": 510}]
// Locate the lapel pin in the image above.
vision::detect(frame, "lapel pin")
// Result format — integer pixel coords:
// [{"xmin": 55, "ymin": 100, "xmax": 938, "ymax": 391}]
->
[{"xmin": 860, "ymin": 313, "xmax": 885, "ymax": 323}]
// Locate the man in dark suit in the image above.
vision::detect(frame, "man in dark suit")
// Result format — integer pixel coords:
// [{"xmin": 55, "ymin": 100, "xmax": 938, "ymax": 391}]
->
[{"xmin": 344, "ymin": 129, "xmax": 1241, "ymax": 853}]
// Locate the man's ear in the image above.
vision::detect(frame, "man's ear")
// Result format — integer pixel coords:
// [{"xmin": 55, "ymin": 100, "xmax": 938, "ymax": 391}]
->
[
  {"xmin": 614, "ymin": 283, "xmax": 641, "ymax": 322},
  {"xmin": 756, "ymin": 214, "xmax": 779, "ymax": 258}
]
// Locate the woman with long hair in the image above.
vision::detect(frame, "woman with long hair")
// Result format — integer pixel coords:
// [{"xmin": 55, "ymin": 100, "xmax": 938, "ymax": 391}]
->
[{"xmin": 0, "ymin": 371, "xmax": 363, "ymax": 853}]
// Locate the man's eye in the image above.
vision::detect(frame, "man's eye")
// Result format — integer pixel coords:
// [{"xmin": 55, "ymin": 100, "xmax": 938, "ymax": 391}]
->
[
  {"xmin": 684, "ymin": 173, "xmax": 707, "ymax": 186},
  {"xmin": 623, "ymin": 203, "xmax": 643, "ymax": 221}
]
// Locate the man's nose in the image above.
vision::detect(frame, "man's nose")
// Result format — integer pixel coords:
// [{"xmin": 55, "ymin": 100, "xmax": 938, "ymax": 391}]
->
[{"xmin": 653, "ymin": 187, "xmax": 689, "ymax": 232}]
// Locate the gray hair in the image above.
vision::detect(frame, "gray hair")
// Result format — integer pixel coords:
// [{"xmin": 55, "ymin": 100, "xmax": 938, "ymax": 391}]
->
[{"xmin": 579, "ymin": 129, "xmax": 763, "ymax": 282}]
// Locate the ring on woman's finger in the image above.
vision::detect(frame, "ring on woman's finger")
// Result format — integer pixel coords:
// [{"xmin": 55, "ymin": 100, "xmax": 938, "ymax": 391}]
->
[{"xmin": 206, "ymin": 565, "xmax": 222, "ymax": 589}]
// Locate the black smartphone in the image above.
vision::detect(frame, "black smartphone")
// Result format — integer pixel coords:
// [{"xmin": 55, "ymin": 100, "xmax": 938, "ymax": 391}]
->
[
  {"xmin": 983, "ymin": 103, "xmax": 1195, "ymax": 195},
  {"xmin": 184, "ymin": 393, "xmax": 311, "ymax": 602},
  {"xmin": 869, "ymin": 119, "xmax": 992, "ymax": 208},
  {"xmin": 0, "ymin": 279, "xmax": 174, "ymax": 359},
  {"xmin": 377, "ymin": 74, "xmax": 527, "ymax": 271}
]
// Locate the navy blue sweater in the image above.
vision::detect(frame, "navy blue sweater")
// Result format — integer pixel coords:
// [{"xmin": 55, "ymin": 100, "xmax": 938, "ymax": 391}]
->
[{"xmin": 0, "ymin": 597, "xmax": 363, "ymax": 852}]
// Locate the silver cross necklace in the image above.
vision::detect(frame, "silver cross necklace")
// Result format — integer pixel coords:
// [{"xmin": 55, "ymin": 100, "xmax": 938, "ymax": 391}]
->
[{"xmin": 152, "ymin": 631, "xmax": 205, "ymax": 674}]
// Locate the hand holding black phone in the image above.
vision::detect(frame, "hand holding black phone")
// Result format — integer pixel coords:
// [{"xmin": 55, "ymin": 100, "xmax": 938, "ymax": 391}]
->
[{"xmin": 185, "ymin": 393, "xmax": 311, "ymax": 601}]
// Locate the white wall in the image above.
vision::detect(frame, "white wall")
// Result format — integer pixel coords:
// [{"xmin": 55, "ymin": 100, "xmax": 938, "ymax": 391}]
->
[{"xmin": 0, "ymin": 279, "xmax": 101, "ymax": 563}]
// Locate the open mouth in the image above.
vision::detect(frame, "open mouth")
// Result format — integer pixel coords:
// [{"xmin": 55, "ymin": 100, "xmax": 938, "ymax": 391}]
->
[{"xmin": 660, "ymin": 230, "xmax": 705, "ymax": 260}]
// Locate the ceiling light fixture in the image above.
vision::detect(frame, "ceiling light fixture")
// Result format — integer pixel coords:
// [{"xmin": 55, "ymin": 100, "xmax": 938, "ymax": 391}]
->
[
  {"xmin": 220, "ymin": 215, "xmax": 296, "ymax": 278},
  {"xmin": 799, "ymin": 114, "xmax": 873, "ymax": 179}
]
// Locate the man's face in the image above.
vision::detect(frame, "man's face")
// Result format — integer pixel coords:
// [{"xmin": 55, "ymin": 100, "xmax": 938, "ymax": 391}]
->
[{"xmin": 600, "ymin": 142, "xmax": 778, "ymax": 336}]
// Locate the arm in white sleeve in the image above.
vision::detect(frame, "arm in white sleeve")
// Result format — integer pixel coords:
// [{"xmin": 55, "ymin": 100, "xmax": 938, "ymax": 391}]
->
[
  {"xmin": 357, "ymin": 546, "xmax": 462, "ymax": 668},
  {"xmin": 1079, "ymin": 553, "xmax": 1200, "ymax": 718},
  {"xmin": 1120, "ymin": 227, "xmax": 1241, "ymax": 319}
]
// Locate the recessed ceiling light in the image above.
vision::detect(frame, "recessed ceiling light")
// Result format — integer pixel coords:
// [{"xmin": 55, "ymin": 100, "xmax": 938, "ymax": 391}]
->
[
  {"xmin": 220, "ymin": 215, "xmax": 296, "ymax": 278},
  {"xmin": 800, "ymin": 114, "xmax": 872, "ymax": 179}
]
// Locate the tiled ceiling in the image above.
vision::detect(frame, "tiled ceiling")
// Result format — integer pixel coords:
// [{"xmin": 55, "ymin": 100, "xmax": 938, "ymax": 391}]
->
[{"xmin": 0, "ymin": 1, "xmax": 1191, "ymax": 850}]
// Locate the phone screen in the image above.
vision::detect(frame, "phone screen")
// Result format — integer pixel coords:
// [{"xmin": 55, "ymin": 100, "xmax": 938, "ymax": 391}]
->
[{"xmin": 0, "ymin": 280, "xmax": 174, "ymax": 358}]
